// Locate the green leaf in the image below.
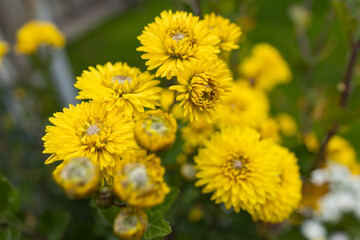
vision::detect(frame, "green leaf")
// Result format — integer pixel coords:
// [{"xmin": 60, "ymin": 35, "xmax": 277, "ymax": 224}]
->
[
  {"xmin": 152, "ymin": 187, "xmax": 179, "ymax": 213},
  {"xmin": 97, "ymin": 206, "xmax": 119, "ymax": 224},
  {"xmin": 332, "ymin": 0, "xmax": 359, "ymax": 43},
  {"xmin": 0, "ymin": 174, "xmax": 14, "ymax": 214},
  {"xmin": 0, "ymin": 225, "xmax": 20, "ymax": 240},
  {"xmin": 144, "ymin": 210, "xmax": 171, "ymax": 240}
]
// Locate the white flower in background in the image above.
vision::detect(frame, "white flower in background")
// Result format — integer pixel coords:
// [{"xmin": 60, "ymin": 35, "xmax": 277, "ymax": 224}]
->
[
  {"xmin": 309, "ymin": 161, "xmax": 360, "ymax": 223},
  {"xmin": 300, "ymin": 219, "xmax": 326, "ymax": 240},
  {"xmin": 329, "ymin": 231, "xmax": 350, "ymax": 240},
  {"xmin": 316, "ymin": 191, "xmax": 356, "ymax": 222}
]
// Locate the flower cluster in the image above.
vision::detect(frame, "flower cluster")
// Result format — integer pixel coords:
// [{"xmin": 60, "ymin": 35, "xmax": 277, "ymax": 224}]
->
[{"xmin": 41, "ymin": 9, "xmax": 303, "ymax": 239}]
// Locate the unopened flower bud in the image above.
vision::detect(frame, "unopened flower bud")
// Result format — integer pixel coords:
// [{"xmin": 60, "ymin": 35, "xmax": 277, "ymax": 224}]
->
[
  {"xmin": 94, "ymin": 187, "xmax": 115, "ymax": 209},
  {"xmin": 134, "ymin": 110, "xmax": 177, "ymax": 152},
  {"xmin": 52, "ymin": 156, "xmax": 100, "ymax": 199},
  {"xmin": 113, "ymin": 207, "xmax": 148, "ymax": 240}
]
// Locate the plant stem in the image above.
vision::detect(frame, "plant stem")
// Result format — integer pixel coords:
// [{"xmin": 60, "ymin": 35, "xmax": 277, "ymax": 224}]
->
[
  {"xmin": 311, "ymin": 37, "xmax": 360, "ymax": 170},
  {"xmin": 114, "ymin": 202, "xmax": 127, "ymax": 208},
  {"xmin": 192, "ymin": 0, "xmax": 202, "ymax": 17}
]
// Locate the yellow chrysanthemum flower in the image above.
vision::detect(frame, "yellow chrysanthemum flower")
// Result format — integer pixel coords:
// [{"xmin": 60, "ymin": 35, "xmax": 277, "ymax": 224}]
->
[
  {"xmin": 181, "ymin": 116, "xmax": 214, "ymax": 154},
  {"xmin": 169, "ymin": 58, "xmax": 231, "ymax": 122},
  {"xmin": 134, "ymin": 109, "xmax": 177, "ymax": 152},
  {"xmin": 75, "ymin": 62, "xmax": 161, "ymax": 117},
  {"xmin": 258, "ymin": 117, "xmax": 281, "ymax": 143},
  {"xmin": 217, "ymin": 80, "xmax": 269, "ymax": 128},
  {"xmin": 203, "ymin": 13, "xmax": 242, "ymax": 51},
  {"xmin": 239, "ymin": 43, "xmax": 291, "ymax": 91},
  {"xmin": 113, "ymin": 207, "xmax": 148, "ymax": 240},
  {"xmin": 0, "ymin": 41, "xmax": 9, "ymax": 58},
  {"xmin": 276, "ymin": 113, "xmax": 298, "ymax": 137},
  {"xmin": 159, "ymin": 88, "xmax": 175, "ymax": 112},
  {"xmin": 15, "ymin": 20, "xmax": 65, "ymax": 54},
  {"xmin": 248, "ymin": 145, "xmax": 302, "ymax": 223},
  {"xmin": 42, "ymin": 101, "xmax": 137, "ymax": 184},
  {"xmin": 52, "ymin": 157, "xmax": 100, "ymax": 199},
  {"xmin": 0, "ymin": 41, "xmax": 9, "ymax": 68},
  {"xmin": 326, "ymin": 135, "xmax": 356, "ymax": 167},
  {"xmin": 113, "ymin": 152, "xmax": 170, "ymax": 208},
  {"xmin": 137, "ymin": 10, "xmax": 220, "ymax": 79},
  {"xmin": 195, "ymin": 127, "xmax": 281, "ymax": 212},
  {"xmin": 303, "ymin": 132, "xmax": 319, "ymax": 152}
]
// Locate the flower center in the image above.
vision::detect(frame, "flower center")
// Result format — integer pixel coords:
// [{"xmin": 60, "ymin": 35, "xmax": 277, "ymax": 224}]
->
[
  {"xmin": 172, "ymin": 32, "xmax": 185, "ymax": 42},
  {"xmin": 190, "ymin": 73, "xmax": 219, "ymax": 109},
  {"xmin": 111, "ymin": 75, "xmax": 133, "ymax": 84},
  {"xmin": 86, "ymin": 123, "xmax": 101, "ymax": 136},
  {"xmin": 60, "ymin": 157, "xmax": 96, "ymax": 186},
  {"xmin": 142, "ymin": 116, "xmax": 169, "ymax": 136},
  {"xmin": 233, "ymin": 159, "xmax": 243, "ymax": 169},
  {"xmin": 165, "ymin": 27, "xmax": 196, "ymax": 58},
  {"xmin": 223, "ymin": 153, "xmax": 250, "ymax": 180},
  {"xmin": 128, "ymin": 164, "xmax": 149, "ymax": 188},
  {"xmin": 123, "ymin": 163, "xmax": 153, "ymax": 193}
]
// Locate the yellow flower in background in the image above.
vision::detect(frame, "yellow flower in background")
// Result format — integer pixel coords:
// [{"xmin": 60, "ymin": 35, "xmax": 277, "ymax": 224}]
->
[
  {"xmin": 303, "ymin": 132, "xmax": 319, "ymax": 152},
  {"xmin": 276, "ymin": 113, "xmax": 298, "ymax": 137},
  {"xmin": 169, "ymin": 58, "xmax": 231, "ymax": 122},
  {"xmin": 195, "ymin": 127, "xmax": 281, "ymax": 212},
  {"xmin": 137, "ymin": 10, "xmax": 220, "ymax": 79},
  {"xmin": 0, "ymin": 41, "xmax": 9, "ymax": 58},
  {"xmin": 181, "ymin": 116, "xmax": 214, "ymax": 154},
  {"xmin": 15, "ymin": 20, "xmax": 65, "ymax": 54},
  {"xmin": 42, "ymin": 101, "xmax": 137, "ymax": 184},
  {"xmin": 239, "ymin": 43, "xmax": 291, "ymax": 91},
  {"xmin": 0, "ymin": 41, "xmax": 9, "ymax": 68},
  {"xmin": 113, "ymin": 207, "xmax": 148, "ymax": 240},
  {"xmin": 52, "ymin": 157, "xmax": 100, "ymax": 199},
  {"xmin": 326, "ymin": 135, "xmax": 356, "ymax": 167},
  {"xmin": 217, "ymin": 80, "xmax": 269, "ymax": 128},
  {"xmin": 203, "ymin": 13, "xmax": 242, "ymax": 51},
  {"xmin": 159, "ymin": 89, "xmax": 175, "ymax": 112},
  {"xmin": 134, "ymin": 109, "xmax": 177, "ymax": 152},
  {"xmin": 258, "ymin": 118, "xmax": 281, "ymax": 143},
  {"xmin": 113, "ymin": 152, "xmax": 170, "ymax": 208},
  {"xmin": 248, "ymin": 145, "xmax": 302, "ymax": 223},
  {"xmin": 75, "ymin": 62, "xmax": 161, "ymax": 118}
]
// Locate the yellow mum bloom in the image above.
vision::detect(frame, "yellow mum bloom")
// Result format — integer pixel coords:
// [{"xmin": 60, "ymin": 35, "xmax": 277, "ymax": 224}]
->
[
  {"xmin": 181, "ymin": 116, "xmax": 214, "ymax": 154},
  {"xmin": 303, "ymin": 132, "xmax": 319, "ymax": 152},
  {"xmin": 0, "ymin": 41, "xmax": 9, "ymax": 68},
  {"xmin": 257, "ymin": 117, "xmax": 281, "ymax": 143},
  {"xmin": 137, "ymin": 10, "xmax": 220, "ymax": 79},
  {"xmin": 169, "ymin": 58, "xmax": 231, "ymax": 122},
  {"xmin": 203, "ymin": 13, "xmax": 242, "ymax": 51},
  {"xmin": 15, "ymin": 20, "xmax": 65, "ymax": 54},
  {"xmin": 239, "ymin": 43, "xmax": 291, "ymax": 91},
  {"xmin": 134, "ymin": 109, "xmax": 177, "ymax": 152},
  {"xmin": 113, "ymin": 152, "xmax": 170, "ymax": 208},
  {"xmin": 248, "ymin": 145, "xmax": 302, "ymax": 223},
  {"xmin": 42, "ymin": 101, "xmax": 137, "ymax": 184},
  {"xmin": 195, "ymin": 127, "xmax": 281, "ymax": 212},
  {"xmin": 217, "ymin": 80, "xmax": 269, "ymax": 128},
  {"xmin": 276, "ymin": 113, "xmax": 298, "ymax": 137},
  {"xmin": 75, "ymin": 62, "xmax": 161, "ymax": 117},
  {"xmin": 52, "ymin": 157, "xmax": 100, "ymax": 199},
  {"xmin": 159, "ymin": 88, "xmax": 175, "ymax": 112},
  {"xmin": 0, "ymin": 41, "xmax": 9, "ymax": 58},
  {"xmin": 326, "ymin": 135, "xmax": 356, "ymax": 166},
  {"xmin": 113, "ymin": 207, "xmax": 148, "ymax": 240}
]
